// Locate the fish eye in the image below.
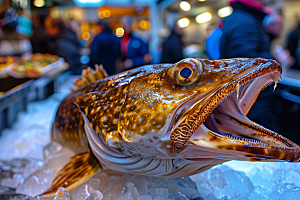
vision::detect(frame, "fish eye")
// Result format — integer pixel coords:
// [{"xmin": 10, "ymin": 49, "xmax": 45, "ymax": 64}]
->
[
  {"xmin": 172, "ymin": 58, "xmax": 202, "ymax": 85},
  {"xmin": 180, "ymin": 67, "xmax": 192, "ymax": 78}
]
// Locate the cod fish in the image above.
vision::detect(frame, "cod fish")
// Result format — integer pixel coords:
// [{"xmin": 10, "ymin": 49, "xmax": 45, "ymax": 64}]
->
[{"xmin": 43, "ymin": 58, "xmax": 300, "ymax": 196}]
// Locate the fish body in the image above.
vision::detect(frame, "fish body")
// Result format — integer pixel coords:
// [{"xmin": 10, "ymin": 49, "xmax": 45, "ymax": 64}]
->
[{"xmin": 52, "ymin": 58, "xmax": 300, "ymax": 178}]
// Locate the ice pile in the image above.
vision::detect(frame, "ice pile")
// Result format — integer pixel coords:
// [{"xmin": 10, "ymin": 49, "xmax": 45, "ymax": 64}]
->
[{"xmin": 191, "ymin": 161, "xmax": 300, "ymax": 199}]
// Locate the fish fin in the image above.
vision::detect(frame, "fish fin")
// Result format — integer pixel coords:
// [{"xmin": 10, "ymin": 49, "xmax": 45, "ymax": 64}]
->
[
  {"xmin": 71, "ymin": 64, "xmax": 108, "ymax": 92},
  {"xmin": 41, "ymin": 151, "xmax": 101, "ymax": 197}
]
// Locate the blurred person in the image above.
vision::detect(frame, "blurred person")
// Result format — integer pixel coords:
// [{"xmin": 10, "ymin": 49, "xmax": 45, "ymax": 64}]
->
[
  {"xmin": 117, "ymin": 16, "xmax": 151, "ymax": 72},
  {"xmin": 45, "ymin": 17, "xmax": 82, "ymax": 75},
  {"xmin": 263, "ymin": 12, "xmax": 294, "ymax": 69},
  {"xmin": 220, "ymin": 0, "xmax": 274, "ymax": 59},
  {"xmin": 220, "ymin": 0, "xmax": 276, "ymax": 130},
  {"xmin": 205, "ymin": 20, "xmax": 223, "ymax": 60},
  {"xmin": 30, "ymin": 12, "xmax": 50, "ymax": 54},
  {"xmin": 161, "ymin": 23, "xmax": 183, "ymax": 63},
  {"xmin": 287, "ymin": 16, "xmax": 300, "ymax": 69},
  {"xmin": 0, "ymin": 8, "xmax": 32, "ymax": 56},
  {"xmin": 263, "ymin": 12, "xmax": 283, "ymax": 45},
  {"xmin": 89, "ymin": 20, "xmax": 120, "ymax": 75}
]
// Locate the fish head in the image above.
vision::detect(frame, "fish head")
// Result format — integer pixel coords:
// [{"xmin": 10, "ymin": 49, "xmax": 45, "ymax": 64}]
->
[{"xmin": 116, "ymin": 57, "xmax": 300, "ymax": 162}]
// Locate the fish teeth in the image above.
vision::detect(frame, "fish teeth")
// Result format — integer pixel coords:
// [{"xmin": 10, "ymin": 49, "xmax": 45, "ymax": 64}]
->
[
  {"xmin": 273, "ymin": 77, "xmax": 278, "ymax": 92},
  {"xmin": 236, "ymin": 83, "xmax": 240, "ymax": 100}
]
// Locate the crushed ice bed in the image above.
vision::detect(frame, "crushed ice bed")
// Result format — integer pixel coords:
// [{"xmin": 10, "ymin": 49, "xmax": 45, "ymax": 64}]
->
[{"xmin": 0, "ymin": 76, "xmax": 300, "ymax": 200}]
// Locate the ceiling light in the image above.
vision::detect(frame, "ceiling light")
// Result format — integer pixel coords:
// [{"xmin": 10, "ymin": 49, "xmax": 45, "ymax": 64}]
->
[
  {"xmin": 218, "ymin": 6, "xmax": 233, "ymax": 18},
  {"xmin": 177, "ymin": 18, "xmax": 190, "ymax": 28},
  {"xmin": 34, "ymin": 0, "xmax": 45, "ymax": 7},
  {"xmin": 82, "ymin": 32, "xmax": 90, "ymax": 40},
  {"xmin": 195, "ymin": 12, "xmax": 212, "ymax": 24},
  {"xmin": 180, "ymin": 1, "xmax": 191, "ymax": 11},
  {"xmin": 116, "ymin": 27, "xmax": 124, "ymax": 37},
  {"xmin": 103, "ymin": 10, "xmax": 111, "ymax": 17},
  {"xmin": 199, "ymin": 0, "xmax": 206, "ymax": 1}
]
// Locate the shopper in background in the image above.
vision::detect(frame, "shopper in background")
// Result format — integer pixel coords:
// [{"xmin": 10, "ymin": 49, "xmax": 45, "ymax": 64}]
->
[
  {"xmin": 287, "ymin": 16, "xmax": 300, "ymax": 69},
  {"xmin": 263, "ymin": 13, "xmax": 294, "ymax": 70},
  {"xmin": 89, "ymin": 20, "xmax": 120, "ymax": 75},
  {"xmin": 205, "ymin": 19, "xmax": 223, "ymax": 60},
  {"xmin": 220, "ymin": 0, "xmax": 276, "ymax": 130},
  {"xmin": 30, "ymin": 12, "xmax": 50, "ymax": 54},
  {"xmin": 161, "ymin": 23, "xmax": 183, "ymax": 63},
  {"xmin": 117, "ymin": 16, "xmax": 151, "ymax": 72},
  {"xmin": 45, "ymin": 17, "xmax": 82, "ymax": 75}
]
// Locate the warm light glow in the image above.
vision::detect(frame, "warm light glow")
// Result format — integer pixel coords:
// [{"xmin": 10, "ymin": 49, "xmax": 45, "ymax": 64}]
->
[
  {"xmin": 82, "ymin": 32, "xmax": 90, "ymax": 40},
  {"xmin": 81, "ymin": 22, "xmax": 89, "ymax": 32},
  {"xmin": 98, "ymin": 11, "xmax": 104, "ymax": 19},
  {"xmin": 180, "ymin": 1, "xmax": 191, "ymax": 11},
  {"xmin": 218, "ymin": 6, "xmax": 233, "ymax": 18},
  {"xmin": 177, "ymin": 18, "xmax": 190, "ymax": 28},
  {"xmin": 34, "ymin": 0, "xmax": 45, "ymax": 7},
  {"xmin": 116, "ymin": 27, "xmax": 124, "ymax": 37},
  {"xmin": 199, "ymin": 0, "xmax": 206, "ymax": 1},
  {"xmin": 139, "ymin": 20, "xmax": 150, "ymax": 30},
  {"xmin": 195, "ymin": 12, "xmax": 212, "ymax": 24},
  {"xmin": 103, "ymin": 10, "xmax": 111, "ymax": 17}
]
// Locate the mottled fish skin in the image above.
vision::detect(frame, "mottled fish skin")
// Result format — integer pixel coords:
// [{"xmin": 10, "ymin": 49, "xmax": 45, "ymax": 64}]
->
[{"xmin": 52, "ymin": 58, "xmax": 300, "ymax": 178}]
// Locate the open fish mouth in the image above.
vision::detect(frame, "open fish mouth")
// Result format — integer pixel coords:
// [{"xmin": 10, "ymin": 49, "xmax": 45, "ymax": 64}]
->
[{"xmin": 174, "ymin": 59, "xmax": 300, "ymax": 162}]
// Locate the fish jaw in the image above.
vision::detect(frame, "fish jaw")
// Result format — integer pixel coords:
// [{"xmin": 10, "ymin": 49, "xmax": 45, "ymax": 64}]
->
[{"xmin": 171, "ymin": 59, "xmax": 300, "ymax": 162}]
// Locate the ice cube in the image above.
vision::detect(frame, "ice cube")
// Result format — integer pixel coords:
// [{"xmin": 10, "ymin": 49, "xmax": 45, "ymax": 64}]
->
[
  {"xmin": 273, "ymin": 169, "xmax": 300, "ymax": 187},
  {"xmin": 93, "ymin": 171, "xmax": 109, "ymax": 186},
  {"xmin": 221, "ymin": 169, "xmax": 254, "ymax": 199},
  {"xmin": 195, "ymin": 181, "xmax": 213, "ymax": 197},
  {"xmin": 173, "ymin": 177, "xmax": 200, "ymax": 199},
  {"xmin": 86, "ymin": 189, "xmax": 103, "ymax": 200},
  {"xmin": 155, "ymin": 188, "xmax": 169, "ymax": 199},
  {"xmin": 54, "ymin": 187, "xmax": 72, "ymax": 200},
  {"xmin": 1, "ymin": 173, "xmax": 24, "ymax": 188},
  {"xmin": 115, "ymin": 182, "xmax": 139, "ymax": 200},
  {"xmin": 75, "ymin": 184, "xmax": 103, "ymax": 200},
  {"xmin": 129, "ymin": 175, "xmax": 148, "ymax": 195},
  {"xmin": 268, "ymin": 183, "xmax": 297, "ymax": 199},
  {"xmin": 43, "ymin": 147, "xmax": 74, "ymax": 175},
  {"xmin": 102, "ymin": 184, "xmax": 122, "ymax": 200},
  {"xmin": 100, "ymin": 175, "xmax": 121, "ymax": 194},
  {"xmin": 44, "ymin": 142, "xmax": 63, "ymax": 159},
  {"xmin": 16, "ymin": 167, "xmax": 54, "ymax": 197},
  {"xmin": 121, "ymin": 174, "xmax": 132, "ymax": 186},
  {"xmin": 249, "ymin": 185, "xmax": 271, "ymax": 200},
  {"xmin": 23, "ymin": 160, "xmax": 44, "ymax": 178},
  {"xmin": 138, "ymin": 195, "xmax": 152, "ymax": 200}
]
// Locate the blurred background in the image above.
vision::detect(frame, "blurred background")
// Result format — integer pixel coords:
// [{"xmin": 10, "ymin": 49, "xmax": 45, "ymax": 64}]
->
[{"xmin": 0, "ymin": 0, "xmax": 300, "ymax": 142}]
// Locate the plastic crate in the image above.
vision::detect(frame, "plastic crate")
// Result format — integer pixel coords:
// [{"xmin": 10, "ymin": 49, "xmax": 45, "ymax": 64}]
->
[{"xmin": 0, "ymin": 79, "xmax": 34, "ymax": 133}]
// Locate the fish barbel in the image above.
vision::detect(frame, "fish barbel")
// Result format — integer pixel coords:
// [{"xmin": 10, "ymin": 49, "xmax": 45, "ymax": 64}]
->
[{"xmin": 44, "ymin": 58, "xmax": 300, "ymax": 196}]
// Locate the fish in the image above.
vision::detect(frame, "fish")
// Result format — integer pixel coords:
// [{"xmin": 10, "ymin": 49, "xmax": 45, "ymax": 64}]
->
[{"xmin": 43, "ymin": 58, "xmax": 300, "ymax": 196}]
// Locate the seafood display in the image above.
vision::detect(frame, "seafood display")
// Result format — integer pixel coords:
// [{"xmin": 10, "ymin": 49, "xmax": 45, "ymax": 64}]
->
[
  {"xmin": 7, "ymin": 53, "xmax": 64, "ymax": 78},
  {"xmin": 0, "ymin": 56, "xmax": 17, "ymax": 78},
  {"xmin": 40, "ymin": 57, "xmax": 300, "ymax": 196}
]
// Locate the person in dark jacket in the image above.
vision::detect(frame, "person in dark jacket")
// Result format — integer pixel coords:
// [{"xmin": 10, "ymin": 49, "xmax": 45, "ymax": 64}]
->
[
  {"xmin": 117, "ymin": 16, "xmax": 151, "ymax": 72},
  {"xmin": 220, "ymin": 0, "xmax": 275, "ymax": 60},
  {"xmin": 30, "ymin": 12, "xmax": 50, "ymax": 54},
  {"xmin": 45, "ymin": 17, "xmax": 82, "ymax": 75},
  {"xmin": 220, "ymin": 0, "xmax": 276, "ymax": 130},
  {"xmin": 89, "ymin": 21, "xmax": 120, "ymax": 75},
  {"xmin": 161, "ymin": 24, "xmax": 183, "ymax": 63}
]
